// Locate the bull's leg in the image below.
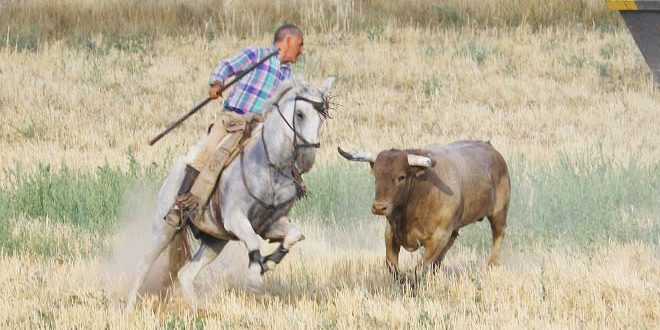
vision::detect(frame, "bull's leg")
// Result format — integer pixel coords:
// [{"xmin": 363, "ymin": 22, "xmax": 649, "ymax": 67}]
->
[
  {"xmin": 224, "ymin": 212, "xmax": 266, "ymax": 294},
  {"xmin": 126, "ymin": 221, "xmax": 179, "ymax": 309},
  {"xmin": 261, "ymin": 217, "xmax": 305, "ymax": 273},
  {"xmin": 487, "ymin": 205, "xmax": 508, "ymax": 267},
  {"xmin": 384, "ymin": 223, "xmax": 401, "ymax": 279},
  {"xmin": 433, "ymin": 230, "xmax": 459, "ymax": 267},
  {"xmin": 418, "ymin": 227, "xmax": 455, "ymax": 273},
  {"xmin": 177, "ymin": 238, "xmax": 227, "ymax": 310}
]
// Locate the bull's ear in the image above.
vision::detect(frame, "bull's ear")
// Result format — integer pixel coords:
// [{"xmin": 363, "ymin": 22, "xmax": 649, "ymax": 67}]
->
[
  {"xmin": 411, "ymin": 159, "xmax": 434, "ymax": 177},
  {"xmin": 412, "ymin": 167, "xmax": 427, "ymax": 178}
]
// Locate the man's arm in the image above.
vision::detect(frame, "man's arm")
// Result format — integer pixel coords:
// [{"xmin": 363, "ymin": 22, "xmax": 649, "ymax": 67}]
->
[{"xmin": 208, "ymin": 47, "xmax": 259, "ymax": 99}]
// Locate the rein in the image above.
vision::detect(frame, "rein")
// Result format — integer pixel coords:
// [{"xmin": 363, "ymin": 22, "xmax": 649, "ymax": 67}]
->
[
  {"xmin": 274, "ymin": 96, "xmax": 325, "ymax": 149},
  {"xmin": 240, "ymin": 150, "xmax": 295, "ymax": 213},
  {"xmin": 239, "ymin": 96, "xmax": 327, "ymax": 213}
]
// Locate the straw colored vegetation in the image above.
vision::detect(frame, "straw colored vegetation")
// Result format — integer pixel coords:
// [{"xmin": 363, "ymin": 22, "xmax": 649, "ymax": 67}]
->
[
  {"xmin": 1, "ymin": 0, "xmax": 659, "ymax": 328},
  {"xmin": 2, "ymin": 27, "xmax": 659, "ymax": 173},
  {"xmin": 1, "ymin": 0, "xmax": 619, "ymax": 44},
  {"xmin": 1, "ymin": 220, "xmax": 659, "ymax": 328}
]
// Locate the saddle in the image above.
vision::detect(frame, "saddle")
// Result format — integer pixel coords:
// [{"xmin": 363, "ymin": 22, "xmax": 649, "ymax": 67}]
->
[{"xmin": 187, "ymin": 113, "xmax": 262, "ymax": 240}]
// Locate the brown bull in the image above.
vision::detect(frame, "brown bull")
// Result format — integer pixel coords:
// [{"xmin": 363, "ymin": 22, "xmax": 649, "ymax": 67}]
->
[{"xmin": 338, "ymin": 140, "xmax": 510, "ymax": 276}]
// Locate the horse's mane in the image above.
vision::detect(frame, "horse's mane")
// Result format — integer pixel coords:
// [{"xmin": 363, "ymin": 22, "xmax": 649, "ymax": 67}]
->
[{"xmin": 260, "ymin": 77, "xmax": 297, "ymax": 118}]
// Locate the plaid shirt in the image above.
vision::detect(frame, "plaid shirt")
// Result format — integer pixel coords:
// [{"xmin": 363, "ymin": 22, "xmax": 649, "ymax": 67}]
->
[{"xmin": 209, "ymin": 45, "xmax": 291, "ymax": 114}]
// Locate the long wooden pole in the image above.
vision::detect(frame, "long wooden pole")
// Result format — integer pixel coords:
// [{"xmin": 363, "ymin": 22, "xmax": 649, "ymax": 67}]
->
[{"xmin": 149, "ymin": 50, "xmax": 278, "ymax": 146}]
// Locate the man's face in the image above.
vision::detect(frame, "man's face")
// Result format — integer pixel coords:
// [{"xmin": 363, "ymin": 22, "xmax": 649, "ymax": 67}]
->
[{"xmin": 282, "ymin": 35, "xmax": 304, "ymax": 64}]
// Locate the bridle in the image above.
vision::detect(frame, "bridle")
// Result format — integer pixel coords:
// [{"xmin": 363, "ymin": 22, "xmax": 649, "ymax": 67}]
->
[
  {"xmin": 275, "ymin": 96, "xmax": 327, "ymax": 149},
  {"xmin": 240, "ymin": 94, "xmax": 329, "ymax": 213}
]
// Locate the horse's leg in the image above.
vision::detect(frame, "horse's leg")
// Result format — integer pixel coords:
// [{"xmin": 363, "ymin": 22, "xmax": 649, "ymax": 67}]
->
[
  {"xmin": 126, "ymin": 219, "xmax": 179, "ymax": 309},
  {"xmin": 178, "ymin": 237, "xmax": 226, "ymax": 311},
  {"xmin": 223, "ymin": 211, "xmax": 266, "ymax": 294},
  {"xmin": 261, "ymin": 216, "xmax": 305, "ymax": 273}
]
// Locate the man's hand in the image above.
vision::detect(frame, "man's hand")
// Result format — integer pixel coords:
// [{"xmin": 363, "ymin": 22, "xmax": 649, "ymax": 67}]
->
[{"xmin": 209, "ymin": 81, "xmax": 223, "ymax": 99}]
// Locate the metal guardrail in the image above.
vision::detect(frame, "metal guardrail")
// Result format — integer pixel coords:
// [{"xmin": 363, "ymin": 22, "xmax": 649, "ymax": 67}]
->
[{"xmin": 606, "ymin": 1, "xmax": 660, "ymax": 85}]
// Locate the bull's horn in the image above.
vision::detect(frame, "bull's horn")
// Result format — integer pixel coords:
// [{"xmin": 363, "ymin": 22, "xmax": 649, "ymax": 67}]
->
[
  {"xmin": 337, "ymin": 147, "xmax": 376, "ymax": 162},
  {"xmin": 407, "ymin": 154, "xmax": 434, "ymax": 167}
]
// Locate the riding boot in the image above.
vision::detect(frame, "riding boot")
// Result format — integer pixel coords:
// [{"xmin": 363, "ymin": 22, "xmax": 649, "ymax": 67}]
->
[
  {"xmin": 177, "ymin": 165, "xmax": 200, "ymax": 196},
  {"xmin": 164, "ymin": 165, "xmax": 200, "ymax": 228}
]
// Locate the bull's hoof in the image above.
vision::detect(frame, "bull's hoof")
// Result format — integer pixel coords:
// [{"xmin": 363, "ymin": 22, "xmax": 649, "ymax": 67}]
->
[{"xmin": 397, "ymin": 274, "xmax": 418, "ymax": 292}]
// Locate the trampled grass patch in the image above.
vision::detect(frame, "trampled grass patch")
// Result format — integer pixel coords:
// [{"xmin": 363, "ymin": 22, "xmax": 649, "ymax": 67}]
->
[{"xmin": 0, "ymin": 154, "xmax": 657, "ymax": 257}]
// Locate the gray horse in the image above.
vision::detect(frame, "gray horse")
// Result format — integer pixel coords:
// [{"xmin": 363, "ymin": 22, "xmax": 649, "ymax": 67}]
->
[{"xmin": 126, "ymin": 76, "xmax": 335, "ymax": 310}]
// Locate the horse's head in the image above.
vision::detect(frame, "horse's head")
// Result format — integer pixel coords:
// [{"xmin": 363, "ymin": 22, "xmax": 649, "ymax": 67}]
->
[{"xmin": 263, "ymin": 76, "xmax": 335, "ymax": 173}]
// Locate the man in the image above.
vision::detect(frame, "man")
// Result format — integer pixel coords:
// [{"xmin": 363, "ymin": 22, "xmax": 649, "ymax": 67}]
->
[{"xmin": 165, "ymin": 24, "xmax": 305, "ymax": 228}]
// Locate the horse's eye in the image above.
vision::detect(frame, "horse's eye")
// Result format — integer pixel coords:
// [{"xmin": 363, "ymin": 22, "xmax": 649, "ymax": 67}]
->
[
  {"xmin": 397, "ymin": 175, "xmax": 406, "ymax": 182},
  {"xmin": 296, "ymin": 111, "xmax": 304, "ymax": 119}
]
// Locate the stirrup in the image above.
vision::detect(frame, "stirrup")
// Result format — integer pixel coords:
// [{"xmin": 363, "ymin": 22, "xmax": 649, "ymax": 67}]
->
[{"xmin": 163, "ymin": 207, "xmax": 185, "ymax": 230}]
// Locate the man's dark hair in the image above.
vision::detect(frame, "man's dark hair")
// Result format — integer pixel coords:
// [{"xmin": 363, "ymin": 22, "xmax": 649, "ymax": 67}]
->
[{"xmin": 274, "ymin": 24, "xmax": 303, "ymax": 43}]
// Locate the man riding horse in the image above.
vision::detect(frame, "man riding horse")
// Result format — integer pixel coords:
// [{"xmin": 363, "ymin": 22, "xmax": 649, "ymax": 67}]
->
[
  {"xmin": 126, "ymin": 23, "xmax": 336, "ymax": 310},
  {"xmin": 165, "ymin": 24, "xmax": 305, "ymax": 230}
]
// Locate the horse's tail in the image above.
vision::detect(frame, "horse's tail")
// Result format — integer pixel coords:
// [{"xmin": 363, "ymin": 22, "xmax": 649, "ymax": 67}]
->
[{"xmin": 166, "ymin": 227, "xmax": 193, "ymax": 283}]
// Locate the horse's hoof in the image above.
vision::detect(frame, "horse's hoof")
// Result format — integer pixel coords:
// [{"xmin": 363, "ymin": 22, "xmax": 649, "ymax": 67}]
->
[
  {"xmin": 262, "ymin": 260, "xmax": 276, "ymax": 273},
  {"xmin": 245, "ymin": 275, "xmax": 265, "ymax": 295},
  {"xmin": 246, "ymin": 282, "xmax": 265, "ymax": 294}
]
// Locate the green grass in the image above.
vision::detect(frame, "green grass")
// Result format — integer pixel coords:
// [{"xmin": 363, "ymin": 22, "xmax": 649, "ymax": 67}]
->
[
  {"xmin": 1, "ymin": 154, "xmax": 658, "ymax": 257},
  {"xmin": 0, "ymin": 155, "xmax": 162, "ymax": 257},
  {"xmin": 461, "ymin": 155, "xmax": 660, "ymax": 249},
  {"xmin": 303, "ymin": 155, "xmax": 660, "ymax": 249},
  {"xmin": 1, "ymin": 156, "xmax": 160, "ymax": 231},
  {"xmin": 459, "ymin": 39, "xmax": 495, "ymax": 65},
  {"xmin": 291, "ymin": 164, "xmax": 375, "ymax": 224}
]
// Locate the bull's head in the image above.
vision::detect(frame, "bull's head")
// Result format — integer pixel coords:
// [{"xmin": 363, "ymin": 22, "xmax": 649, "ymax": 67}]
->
[{"xmin": 338, "ymin": 147, "xmax": 434, "ymax": 216}]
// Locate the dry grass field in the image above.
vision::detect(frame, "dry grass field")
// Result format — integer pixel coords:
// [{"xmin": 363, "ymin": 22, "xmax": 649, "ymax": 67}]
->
[
  {"xmin": 1, "ymin": 222, "xmax": 658, "ymax": 328},
  {"xmin": 2, "ymin": 27, "xmax": 659, "ymax": 171},
  {"xmin": 1, "ymin": 0, "xmax": 659, "ymax": 328}
]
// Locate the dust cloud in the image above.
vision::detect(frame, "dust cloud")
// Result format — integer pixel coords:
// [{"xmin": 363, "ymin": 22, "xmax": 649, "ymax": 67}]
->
[
  {"xmin": 98, "ymin": 179, "xmax": 252, "ymax": 301},
  {"xmin": 98, "ymin": 182, "xmax": 532, "ymax": 304},
  {"xmin": 100, "ymin": 181, "xmax": 172, "ymax": 300}
]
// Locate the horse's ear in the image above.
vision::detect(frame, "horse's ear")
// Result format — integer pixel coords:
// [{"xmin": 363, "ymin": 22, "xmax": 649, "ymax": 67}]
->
[
  {"xmin": 292, "ymin": 75, "xmax": 305, "ymax": 91},
  {"xmin": 318, "ymin": 76, "xmax": 335, "ymax": 95}
]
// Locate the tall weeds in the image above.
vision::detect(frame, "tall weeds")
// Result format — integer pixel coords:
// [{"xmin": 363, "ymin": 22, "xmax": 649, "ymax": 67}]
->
[{"xmin": 1, "ymin": 0, "xmax": 621, "ymax": 51}]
